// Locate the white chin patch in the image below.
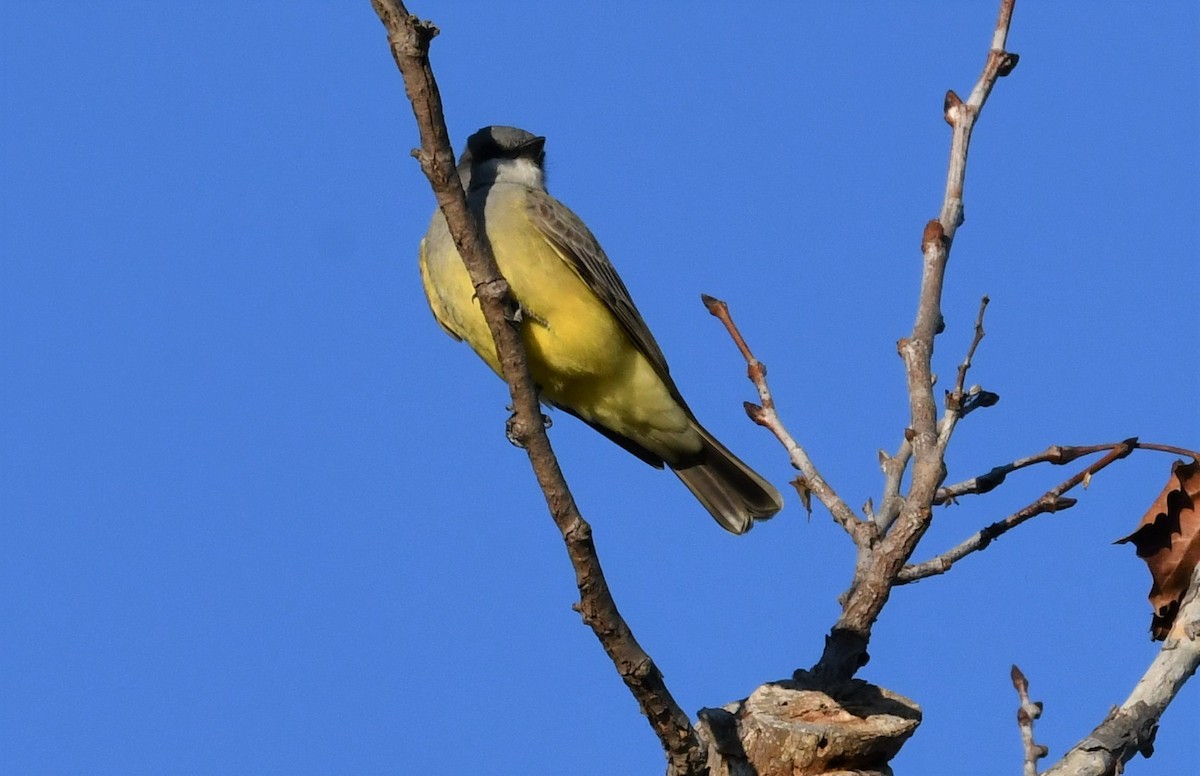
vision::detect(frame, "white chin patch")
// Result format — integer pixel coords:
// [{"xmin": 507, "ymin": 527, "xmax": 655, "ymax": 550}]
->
[{"xmin": 494, "ymin": 158, "xmax": 545, "ymax": 190}]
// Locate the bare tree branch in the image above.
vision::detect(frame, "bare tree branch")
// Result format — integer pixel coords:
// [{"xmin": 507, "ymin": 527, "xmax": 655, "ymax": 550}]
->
[
  {"xmin": 1011, "ymin": 665, "xmax": 1049, "ymax": 776},
  {"xmin": 898, "ymin": 497, "xmax": 1076, "ymax": 585},
  {"xmin": 1131, "ymin": 443, "xmax": 1200, "ymax": 459},
  {"xmin": 875, "ymin": 439, "xmax": 914, "ymax": 531},
  {"xmin": 897, "ymin": 439, "xmax": 1136, "ymax": 584},
  {"xmin": 810, "ymin": 0, "xmax": 1020, "ymax": 683},
  {"xmin": 369, "ymin": 3, "xmax": 705, "ymax": 772},
  {"xmin": 702, "ymin": 294, "xmax": 871, "ymax": 547},
  {"xmin": 1042, "ymin": 564, "xmax": 1200, "ymax": 776},
  {"xmin": 903, "ymin": 439, "xmax": 1200, "ymax": 585},
  {"xmin": 877, "ymin": 296, "xmax": 994, "ymax": 532},
  {"xmin": 950, "ymin": 296, "xmax": 990, "ymax": 406},
  {"xmin": 373, "ymin": 3, "xmax": 1197, "ymax": 773},
  {"xmin": 937, "ymin": 295, "xmax": 995, "ymax": 451},
  {"xmin": 936, "ymin": 440, "xmax": 1200, "ymax": 504}
]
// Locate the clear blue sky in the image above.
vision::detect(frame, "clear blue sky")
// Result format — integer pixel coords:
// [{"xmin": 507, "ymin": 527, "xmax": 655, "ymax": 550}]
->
[{"xmin": 3, "ymin": 3, "xmax": 1197, "ymax": 774}]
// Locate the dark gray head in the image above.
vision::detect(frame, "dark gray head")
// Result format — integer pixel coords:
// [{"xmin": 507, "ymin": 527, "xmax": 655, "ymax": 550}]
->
[{"xmin": 457, "ymin": 126, "xmax": 547, "ymax": 192}]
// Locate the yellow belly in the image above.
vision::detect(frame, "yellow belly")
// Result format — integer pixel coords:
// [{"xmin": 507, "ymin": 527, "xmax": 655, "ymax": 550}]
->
[{"xmin": 419, "ymin": 184, "xmax": 699, "ymax": 462}]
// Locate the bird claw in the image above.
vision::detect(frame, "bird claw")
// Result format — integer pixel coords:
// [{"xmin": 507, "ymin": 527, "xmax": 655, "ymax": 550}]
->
[
  {"xmin": 504, "ymin": 301, "xmax": 547, "ymax": 328},
  {"xmin": 505, "ymin": 408, "xmax": 552, "ymax": 448}
]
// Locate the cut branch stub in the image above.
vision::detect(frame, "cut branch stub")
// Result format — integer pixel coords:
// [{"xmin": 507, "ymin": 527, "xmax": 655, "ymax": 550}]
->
[{"xmin": 697, "ymin": 674, "xmax": 921, "ymax": 776}]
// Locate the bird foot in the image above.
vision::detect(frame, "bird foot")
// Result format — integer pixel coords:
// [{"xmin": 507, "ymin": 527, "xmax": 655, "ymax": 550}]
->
[
  {"xmin": 503, "ymin": 300, "xmax": 547, "ymax": 329},
  {"xmin": 505, "ymin": 407, "xmax": 553, "ymax": 447}
]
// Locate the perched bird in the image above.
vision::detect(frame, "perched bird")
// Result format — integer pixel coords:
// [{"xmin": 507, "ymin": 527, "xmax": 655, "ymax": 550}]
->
[{"xmin": 418, "ymin": 126, "xmax": 782, "ymax": 533}]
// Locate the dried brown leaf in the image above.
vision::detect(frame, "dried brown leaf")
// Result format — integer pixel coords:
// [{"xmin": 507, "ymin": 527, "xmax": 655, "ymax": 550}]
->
[
  {"xmin": 790, "ymin": 476, "xmax": 813, "ymax": 517},
  {"xmin": 1115, "ymin": 459, "xmax": 1200, "ymax": 640}
]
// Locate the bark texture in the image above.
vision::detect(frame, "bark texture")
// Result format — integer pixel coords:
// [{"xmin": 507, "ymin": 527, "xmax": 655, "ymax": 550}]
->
[{"xmin": 697, "ymin": 675, "xmax": 921, "ymax": 776}]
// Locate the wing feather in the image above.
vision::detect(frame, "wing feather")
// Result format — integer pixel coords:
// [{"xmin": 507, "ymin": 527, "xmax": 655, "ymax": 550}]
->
[{"xmin": 524, "ymin": 189, "xmax": 689, "ymax": 409}]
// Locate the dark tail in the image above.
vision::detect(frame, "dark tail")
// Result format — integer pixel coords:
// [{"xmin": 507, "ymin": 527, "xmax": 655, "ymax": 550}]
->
[{"xmin": 670, "ymin": 423, "xmax": 783, "ymax": 534}]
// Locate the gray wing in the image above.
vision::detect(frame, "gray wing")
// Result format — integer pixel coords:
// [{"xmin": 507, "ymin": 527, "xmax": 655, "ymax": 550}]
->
[{"xmin": 525, "ymin": 189, "xmax": 687, "ymax": 406}]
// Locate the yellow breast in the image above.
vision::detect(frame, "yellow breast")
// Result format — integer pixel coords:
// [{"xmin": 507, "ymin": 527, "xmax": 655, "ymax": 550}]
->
[{"xmin": 418, "ymin": 184, "xmax": 699, "ymax": 461}]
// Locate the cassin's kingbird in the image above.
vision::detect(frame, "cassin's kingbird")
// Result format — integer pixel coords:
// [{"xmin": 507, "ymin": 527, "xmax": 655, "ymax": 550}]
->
[{"xmin": 419, "ymin": 126, "xmax": 783, "ymax": 533}]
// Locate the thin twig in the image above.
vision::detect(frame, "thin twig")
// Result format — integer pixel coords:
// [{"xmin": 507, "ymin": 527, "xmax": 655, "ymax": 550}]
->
[
  {"xmin": 811, "ymin": 0, "xmax": 1020, "ymax": 683},
  {"xmin": 937, "ymin": 295, "xmax": 993, "ymax": 452},
  {"xmin": 877, "ymin": 295, "xmax": 992, "ymax": 532},
  {"xmin": 936, "ymin": 439, "xmax": 1200, "ymax": 503},
  {"xmin": 1042, "ymin": 564, "xmax": 1200, "ymax": 776},
  {"xmin": 952, "ymin": 296, "xmax": 990, "ymax": 401},
  {"xmin": 1130, "ymin": 442, "xmax": 1200, "ymax": 460},
  {"xmin": 897, "ymin": 496, "xmax": 1076, "ymax": 584},
  {"xmin": 875, "ymin": 440, "xmax": 913, "ymax": 531},
  {"xmin": 702, "ymin": 294, "xmax": 871, "ymax": 547},
  {"xmin": 897, "ymin": 439, "xmax": 1136, "ymax": 583},
  {"xmin": 1011, "ymin": 665, "xmax": 1049, "ymax": 776},
  {"xmin": 369, "ymin": 3, "xmax": 706, "ymax": 773}
]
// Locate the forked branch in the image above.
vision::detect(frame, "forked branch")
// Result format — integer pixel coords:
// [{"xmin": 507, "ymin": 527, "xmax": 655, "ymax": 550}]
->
[
  {"xmin": 703, "ymin": 294, "xmax": 870, "ymax": 547},
  {"xmin": 878, "ymin": 295, "xmax": 996, "ymax": 532},
  {"xmin": 810, "ymin": 0, "xmax": 1020, "ymax": 683},
  {"xmin": 898, "ymin": 439, "xmax": 1137, "ymax": 583},
  {"xmin": 936, "ymin": 439, "xmax": 1200, "ymax": 503}
]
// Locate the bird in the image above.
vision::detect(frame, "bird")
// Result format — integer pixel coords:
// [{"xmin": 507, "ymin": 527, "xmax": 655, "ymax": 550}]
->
[{"xmin": 418, "ymin": 125, "xmax": 782, "ymax": 533}]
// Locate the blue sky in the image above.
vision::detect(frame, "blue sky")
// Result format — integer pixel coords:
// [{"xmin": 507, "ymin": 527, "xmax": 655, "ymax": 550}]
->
[{"xmin": 2, "ymin": 3, "xmax": 1197, "ymax": 774}]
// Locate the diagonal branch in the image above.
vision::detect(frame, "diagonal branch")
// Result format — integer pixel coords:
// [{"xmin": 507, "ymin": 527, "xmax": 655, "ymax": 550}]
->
[
  {"xmin": 936, "ymin": 439, "xmax": 1200, "ymax": 504},
  {"xmin": 897, "ymin": 439, "xmax": 1136, "ymax": 584},
  {"xmin": 1041, "ymin": 564, "xmax": 1200, "ymax": 776},
  {"xmin": 937, "ymin": 295, "xmax": 996, "ymax": 452},
  {"xmin": 875, "ymin": 439, "xmax": 914, "ymax": 531},
  {"xmin": 811, "ymin": 0, "xmax": 1019, "ymax": 683},
  {"xmin": 877, "ymin": 295, "xmax": 995, "ymax": 532},
  {"xmin": 369, "ymin": 3, "xmax": 705, "ymax": 773},
  {"xmin": 702, "ymin": 294, "xmax": 871, "ymax": 547},
  {"xmin": 950, "ymin": 295, "xmax": 990, "ymax": 404}
]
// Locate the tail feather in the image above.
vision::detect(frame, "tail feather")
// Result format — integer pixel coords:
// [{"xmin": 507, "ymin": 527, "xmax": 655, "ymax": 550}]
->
[{"xmin": 671, "ymin": 424, "xmax": 783, "ymax": 534}]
